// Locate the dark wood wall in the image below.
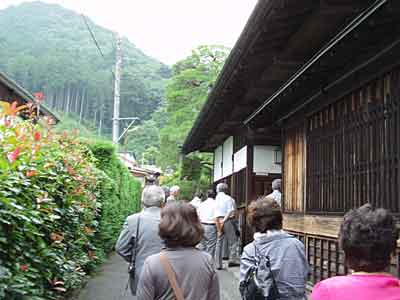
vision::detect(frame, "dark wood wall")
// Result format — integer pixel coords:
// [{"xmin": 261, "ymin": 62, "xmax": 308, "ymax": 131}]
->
[
  {"xmin": 307, "ymin": 68, "xmax": 400, "ymax": 214},
  {"xmin": 282, "ymin": 66, "xmax": 400, "ymax": 283}
]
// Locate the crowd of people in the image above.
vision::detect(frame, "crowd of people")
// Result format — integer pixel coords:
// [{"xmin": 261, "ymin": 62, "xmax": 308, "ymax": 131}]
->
[{"xmin": 115, "ymin": 179, "xmax": 400, "ymax": 300}]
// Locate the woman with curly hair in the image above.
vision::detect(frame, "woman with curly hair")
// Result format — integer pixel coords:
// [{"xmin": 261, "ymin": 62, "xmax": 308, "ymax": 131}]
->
[
  {"xmin": 311, "ymin": 204, "xmax": 400, "ymax": 300},
  {"xmin": 240, "ymin": 196, "xmax": 309, "ymax": 299},
  {"xmin": 137, "ymin": 202, "xmax": 220, "ymax": 300}
]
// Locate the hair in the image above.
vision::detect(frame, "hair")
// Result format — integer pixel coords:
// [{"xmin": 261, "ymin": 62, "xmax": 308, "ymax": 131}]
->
[
  {"xmin": 247, "ymin": 196, "xmax": 282, "ymax": 232},
  {"xmin": 339, "ymin": 203, "xmax": 398, "ymax": 273},
  {"xmin": 159, "ymin": 202, "xmax": 204, "ymax": 248},
  {"xmin": 195, "ymin": 190, "xmax": 204, "ymax": 199},
  {"xmin": 207, "ymin": 189, "xmax": 216, "ymax": 199},
  {"xmin": 141, "ymin": 185, "xmax": 165, "ymax": 208},
  {"xmin": 161, "ymin": 186, "xmax": 170, "ymax": 200},
  {"xmin": 271, "ymin": 179, "xmax": 281, "ymax": 191},
  {"xmin": 216, "ymin": 182, "xmax": 229, "ymax": 194},
  {"xmin": 170, "ymin": 185, "xmax": 180, "ymax": 194}
]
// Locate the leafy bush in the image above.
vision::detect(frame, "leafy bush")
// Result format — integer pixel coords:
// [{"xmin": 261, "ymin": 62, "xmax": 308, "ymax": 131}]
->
[
  {"xmin": 0, "ymin": 104, "xmax": 140, "ymax": 299},
  {"xmin": 88, "ymin": 140, "xmax": 141, "ymax": 255}
]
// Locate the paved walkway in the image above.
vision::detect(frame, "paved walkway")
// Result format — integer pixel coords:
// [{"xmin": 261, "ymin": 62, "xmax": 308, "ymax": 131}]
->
[{"xmin": 74, "ymin": 253, "xmax": 241, "ymax": 300}]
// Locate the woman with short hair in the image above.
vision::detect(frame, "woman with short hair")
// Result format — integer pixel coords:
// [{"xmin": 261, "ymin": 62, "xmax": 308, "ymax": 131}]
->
[
  {"xmin": 240, "ymin": 197, "xmax": 309, "ymax": 299},
  {"xmin": 137, "ymin": 202, "xmax": 220, "ymax": 300},
  {"xmin": 311, "ymin": 204, "xmax": 400, "ymax": 300}
]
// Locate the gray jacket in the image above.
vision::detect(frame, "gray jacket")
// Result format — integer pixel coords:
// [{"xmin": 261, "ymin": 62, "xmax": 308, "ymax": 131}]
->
[
  {"xmin": 240, "ymin": 232, "xmax": 309, "ymax": 299},
  {"xmin": 115, "ymin": 206, "xmax": 163, "ymax": 295},
  {"xmin": 137, "ymin": 248, "xmax": 220, "ymax": 300}
]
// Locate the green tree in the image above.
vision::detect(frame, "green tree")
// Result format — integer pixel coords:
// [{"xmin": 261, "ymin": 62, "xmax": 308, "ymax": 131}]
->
[{"xmin": 158, "ymin": 45, "xmax": 230, "ymax": 171}]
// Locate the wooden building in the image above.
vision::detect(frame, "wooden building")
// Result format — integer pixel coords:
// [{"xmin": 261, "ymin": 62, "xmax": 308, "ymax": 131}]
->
[
  {"xmin": 0, "ymin": 70, "xmax": 57, "ymax": 121},
  {"xmin": 183, "ymin": 0, "xmax": 400, "ymax": 284}
]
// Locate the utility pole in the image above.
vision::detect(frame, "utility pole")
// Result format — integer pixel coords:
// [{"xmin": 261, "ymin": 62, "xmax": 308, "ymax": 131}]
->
[{"xmin": 112, "ymin": 33, "xmax": 122, "ymax": 144}]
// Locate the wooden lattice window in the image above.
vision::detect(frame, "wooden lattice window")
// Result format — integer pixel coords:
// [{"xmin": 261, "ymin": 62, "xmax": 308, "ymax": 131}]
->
[
  {"xmin": 307, "ymin": 236, "xmax": 348, "ymax": 284},
  {"xmin": 232, "ymin": 169, "xmax": 246, "ymax": 206},
  {"xmin": 307, "ymin": 69, "xmax": 400, "ymax": 213}
]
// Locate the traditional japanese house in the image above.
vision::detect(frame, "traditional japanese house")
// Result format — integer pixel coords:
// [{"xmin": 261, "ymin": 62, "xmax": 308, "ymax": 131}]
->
[
  {"xmin": 0, "ymin": 70, "xmax": 58, "ymax": 121},
  {"xmin": 183, "ymin": 0, "xmax": 400, "ymax": 284}
]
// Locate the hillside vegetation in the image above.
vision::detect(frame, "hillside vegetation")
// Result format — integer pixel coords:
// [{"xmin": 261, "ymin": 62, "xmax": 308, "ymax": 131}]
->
[{"xmin": 0, "ymin": 1, "xmax": 170, "ymax": 136}]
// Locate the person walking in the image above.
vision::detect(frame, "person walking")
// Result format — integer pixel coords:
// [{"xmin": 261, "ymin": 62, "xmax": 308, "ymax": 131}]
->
[
  {"xmin": 311, "ymin": 204, "xmax": 400, "ymax": 300},
  {"xmin": 197, "ymin": 189, "xmax": 218, "ymax": 258},
  {"xmin": 115, "ymin": 185, "xmax": 165, "ymax": 296},
  {"xmin": 214, "ymin": 183, "xmax": 239, "ymax": 269},
  {"xmin": 266, "ymin": 179, "xmax": 282, "ymax": 206},
  {"xmin": 166, "ymin": 185, "xmax": 180, "ymax": 203},
  {"xmin": 190, "ymin": 191, "xmax": 204, "ymax": 209},
  {"xmin": 137, "ymin": 202, "xmax": 220, "ymax": 300},
  {"xmin": 240, "ymin": 197, "xmax": 309, "ymax": 299}
]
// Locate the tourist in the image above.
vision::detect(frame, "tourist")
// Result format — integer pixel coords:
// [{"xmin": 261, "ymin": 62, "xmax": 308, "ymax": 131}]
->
[
  {"xmin": 137, "ymin": 202, "xmax": 220, "ymax": 300},
  {"xmin": 266, "ymin": 178, "xmax": 282, "ymax": 206},
  {"xmin": 161, "ymin": 186, "xmax": 170, "ymax": 202},
  {"xmin": 166, "ymin": 185, "xmax": 180, "ymax": 203},
  {"xmin": 215, "ymin": 182, "xmax": 239, "ymax": 269},
  {"xmin": 197, "ymin": 189, "xmax": 217, "ymax": 257},
  {"xmin": 240, "ymin": 197, "xmax": 309, "ymax": 299},
  {"xmin": 115, "ymin": 185, "xmax": 165, "ymax": 296},
  {"xmin": 311, "ymin": 204, "xmax": 400, "ymax": 300},
  {"xmin": 190, "ymin": 190, "xmax": 204, "ymax": 209}
]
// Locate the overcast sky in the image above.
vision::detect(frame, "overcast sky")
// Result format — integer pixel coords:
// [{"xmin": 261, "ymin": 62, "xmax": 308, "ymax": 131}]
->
[{"xmin": 0, "ymin": 0, "xmax": 258, "ymax": 64}]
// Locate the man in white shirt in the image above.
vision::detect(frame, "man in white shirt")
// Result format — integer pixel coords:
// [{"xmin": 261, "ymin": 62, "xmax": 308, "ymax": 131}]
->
[
  {"xmin": 267, "ymin": 179, "xmax": 282, "ymax": 206},
  {"xmin": 197, "ymin": 189, "xmax": 217, "ymax": 257},
  {"xmin": 166, "ymin": 185, "xmax": 180, "ymax": 203},
  {"xmin": 190, "ymin": 191, "xmax": 204, "ymax": 209},
  {"xmin": 214, "ymin": 182, "xmax": 239, "ymax": 269}
]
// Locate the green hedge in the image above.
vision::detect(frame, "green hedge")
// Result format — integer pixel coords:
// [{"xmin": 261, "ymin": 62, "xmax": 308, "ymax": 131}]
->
[{"xmin": 0, "ymin": 113, "xmax": 140, "ymax": 299}]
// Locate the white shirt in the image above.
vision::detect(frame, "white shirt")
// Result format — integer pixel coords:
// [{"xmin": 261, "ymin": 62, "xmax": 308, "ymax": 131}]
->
[
  {"xmin": 197, "ymin": 198, "xmax": 217, "ymax": 224},
  {"xmin": 267, "ymin": 190, "xmax": 282, "ymax": 206},
  {"xmin": 214, "ymin": 192, "xmax": 236, "ymax": 218},
  {"xmin": 190, "ymin": 196, "xmax": 202, "ymax": 209}
]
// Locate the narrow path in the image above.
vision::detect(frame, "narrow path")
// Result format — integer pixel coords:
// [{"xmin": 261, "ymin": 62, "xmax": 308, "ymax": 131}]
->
[
  {"xmin": 76, "ymin": 253, "xmax": 133, "ymax": 300},
  {"xmin": 75, "ymin": 253, "xmax": 241, "ymax": 300}
]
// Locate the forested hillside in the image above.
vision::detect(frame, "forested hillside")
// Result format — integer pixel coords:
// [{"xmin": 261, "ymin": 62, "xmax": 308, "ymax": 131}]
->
[
  {"xmin": 0, "ymin": 2, "xmax": 170, "ymax": 136},
  {"xmin": 126, "ymin": 45, "xmax": 230, "ymax": 192}
]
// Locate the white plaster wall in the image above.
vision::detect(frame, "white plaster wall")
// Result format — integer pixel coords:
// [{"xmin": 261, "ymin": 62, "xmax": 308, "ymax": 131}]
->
[
  {"xmin": 253, "ymin": 145, "xmax": 282, "ymax": 175},
  {"xmin": 214, "ymin": 145, "xmax": 223, "ymax": 182},
  {"xmin": 222, "ymin": 136, "xmax": 233, "ymax": 177},
  {"xmin": 233, "ymin": 146, "xmax": 247, "ymax": 172}
]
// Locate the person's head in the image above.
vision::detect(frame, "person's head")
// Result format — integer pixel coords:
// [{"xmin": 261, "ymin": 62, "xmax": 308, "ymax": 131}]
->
[
  {"xmin": 141, "ymin": 185, "xmax": 165, "ymax": 208},
  {"xmin": 161, "ymin": 186, "xmax": 170, "ymax": 200},
  {"xmin": 247, "ymin": 196, "xmax": 282, "ymax": 233},
  {"xmin": 195, "ymin": 190, "xmax": 204, "ymax": 200},
  {"xmin": 271, "ymin": 179, "xmax": 281, "ymax": 192},
  {"xmin": 216, "ymin": 182, "xmax": 229, "ymax": 194},
  {"xmin": 170, "ymin": 185, "xmax": 180, "ymax": 197},
  {"xmin": 207, "ymin": 189, "xmax": 216, "ymax": 199},
  {"xmin": 339, "ymin": 204, "xmax": 398, "ymax": 273},
  {"xmin": 159, "ymin": 202, "xmax": 204, "ymax": 248}
]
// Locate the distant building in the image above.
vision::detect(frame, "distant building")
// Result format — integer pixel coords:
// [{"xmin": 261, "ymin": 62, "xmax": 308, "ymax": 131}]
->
[
  {"xmin": 118, "ymin": 152, "xmax": 161, "ymax": 186},
  {"xmin": 0, "ymin": 70, "xmax": 58, "ymax": 122}
]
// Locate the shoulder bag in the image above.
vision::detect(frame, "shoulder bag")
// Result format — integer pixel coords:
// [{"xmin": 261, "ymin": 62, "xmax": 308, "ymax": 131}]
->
[
  {"xmin": 239, "ymin": 244, "xmax": 280, "ymax": 300},
  {"xmin": 160, "ymin": 252, "xmax": 185, "ymax": 300},
  {"xmin": 128, "ymin": 214, "xmax": 141, "ymax": 280}
]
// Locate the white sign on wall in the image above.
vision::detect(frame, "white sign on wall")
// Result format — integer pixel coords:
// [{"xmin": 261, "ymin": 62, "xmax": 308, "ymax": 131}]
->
[
  {"xmin": 222, "ymin": 136, "xmax": 233, "ymax": 177},
  {"xmin": 253, "ymin": 145, "xmax": 282, "ymax": 175},
  {"xmin": 234, "ymin": 146, "xmax": 247, "ymax": 172},
  {"xmin": 213, "ymin": 145, "xmax": 223, "ymax": 182}
]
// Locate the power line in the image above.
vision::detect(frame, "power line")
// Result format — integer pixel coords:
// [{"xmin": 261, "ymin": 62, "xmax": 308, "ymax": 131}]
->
[{"xmin": 81, "ymin": 14, "xmax": 106, "ymax": 60}]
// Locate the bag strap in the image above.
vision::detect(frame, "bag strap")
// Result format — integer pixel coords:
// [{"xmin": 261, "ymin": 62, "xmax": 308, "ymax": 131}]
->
[
  {"xmin": 253, "ymin": 243, "xmax": 280, "ymax": 293},
  {"xmin": 159, "ymin": 252, "xmax": 185, "ymax": 300},
  {"xmin": 133, "ymin": 215, "xmax": 141, "ymax": 260}
]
